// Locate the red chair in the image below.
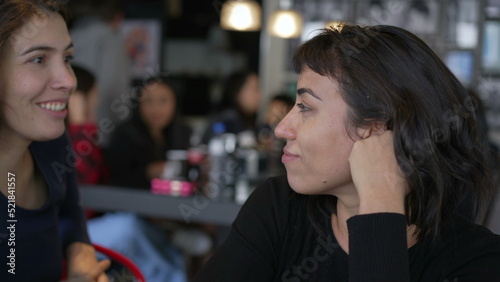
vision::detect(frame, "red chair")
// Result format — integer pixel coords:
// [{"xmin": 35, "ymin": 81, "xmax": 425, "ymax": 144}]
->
[{"xmin": 93, "ymin": 243, "xmax": 146, "ymax": 282}]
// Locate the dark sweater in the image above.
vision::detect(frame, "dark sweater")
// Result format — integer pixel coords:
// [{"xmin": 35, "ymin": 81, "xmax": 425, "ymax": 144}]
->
[
  {"xmin": 104, "ymin": 117, "xmax": 192, "ymax": 189},
  {"xmin": 193, "ymin": 175, "xmax": 500, "ymax": 281},
  {"xmin": 0, "ymin": 133, "xmax": 90, "ymax": 282}
]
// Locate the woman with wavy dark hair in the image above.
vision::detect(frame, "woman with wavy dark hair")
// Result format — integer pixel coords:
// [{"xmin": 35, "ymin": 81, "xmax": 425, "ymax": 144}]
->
[{"xmin": 193, "ymin": 24, "xmax": 500, "ymax": 281}]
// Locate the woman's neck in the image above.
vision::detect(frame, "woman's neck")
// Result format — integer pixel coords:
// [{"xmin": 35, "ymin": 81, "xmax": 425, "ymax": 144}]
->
[
  {"xmin": 0, "ymin": 131, "xmax": 48, "ymax": 209},
  {"xmin": 149, "ymin": 128, "xmax": 164, "ymax": 143},
  {"xmin": 0, "ymin": 131, "xmax": 32, "ymax": 175}
]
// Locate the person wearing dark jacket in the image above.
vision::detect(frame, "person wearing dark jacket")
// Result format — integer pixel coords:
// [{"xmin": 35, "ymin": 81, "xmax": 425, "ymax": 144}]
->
[
  {"xmin": 105, "ymin": 77, "xmax": 192, "ymax": 189},
  {"xmin": 201, "ymin": 70, "xmax": 263, "ymax": 145}
]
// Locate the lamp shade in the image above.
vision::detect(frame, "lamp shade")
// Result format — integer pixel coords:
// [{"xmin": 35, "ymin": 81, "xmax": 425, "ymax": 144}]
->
[
  {"xmin": 268, "ymin": 10, "xmax": 303, "ymax": 38},
  {"xmin": 220, "ymin": 0, "xmax": 261, "ymax": 31}
]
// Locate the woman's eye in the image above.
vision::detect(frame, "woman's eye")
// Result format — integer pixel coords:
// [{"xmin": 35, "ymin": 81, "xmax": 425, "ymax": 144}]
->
[
  {"xmin": 297, "ymin": 103, "xmax": 311, "ymax": 112},
  {"xmin": 64, "ymin": 55, "xmax": 74, "ymax": 63},
  {"xmin": 32, "ymin": 56, "xmax": 45, "ymax": 64}
]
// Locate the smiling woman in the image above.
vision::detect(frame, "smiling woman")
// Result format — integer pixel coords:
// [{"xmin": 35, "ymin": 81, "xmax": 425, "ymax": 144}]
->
[{"xmin": 0, "ymin": 1, "xmax": 109, "ymax": 281}]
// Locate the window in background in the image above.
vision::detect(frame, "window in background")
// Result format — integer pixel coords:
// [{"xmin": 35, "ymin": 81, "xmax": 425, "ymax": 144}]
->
[
  {"xmin": 483, "ymin": 21, "xmax": 500, "ymax": 74},
  {"xmin": 445, "ymin": 50, "xmax": 474, "ymax": 87}
]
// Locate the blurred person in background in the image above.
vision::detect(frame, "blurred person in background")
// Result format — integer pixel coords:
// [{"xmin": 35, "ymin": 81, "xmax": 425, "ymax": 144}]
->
[
  {"xmin": 69, "ymin": 0, "xmax": 130, "ymax": 148},
  {"xmin": 90, "ymin": 77, "xmax": 213, "ymax": 282},
  {"xmin": 258, "ymin": 93, "xmax": 295, "ymax": 177},
  {"xmin": 263, "ymin": 93, "xmax": 295, "ymax": 129},
  {"xmin": 67, "ymin": 65, "xmax": 108, "ymax": 186},
  {"xmin": 201, "ymin": 70, "xmax": 263, "ymax": 145},
  {"xmin": 104, "ymin": 77, "xmax": 192, "ymax": 189}
]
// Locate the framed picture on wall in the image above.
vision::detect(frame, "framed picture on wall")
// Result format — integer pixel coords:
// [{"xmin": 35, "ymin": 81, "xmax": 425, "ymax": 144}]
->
[{"xmin": 120, "ymin": 19, "xmax": 162, "ymax": 79}]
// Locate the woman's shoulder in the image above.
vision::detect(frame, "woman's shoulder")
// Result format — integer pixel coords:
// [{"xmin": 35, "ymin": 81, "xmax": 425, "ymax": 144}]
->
[
  {"xmin": 412, "ymin": 213, "xmax": 500, "ymax": 278},
  {"xmin": 447, "ymin": 214, "xmax": 500, "ymax": 254}
]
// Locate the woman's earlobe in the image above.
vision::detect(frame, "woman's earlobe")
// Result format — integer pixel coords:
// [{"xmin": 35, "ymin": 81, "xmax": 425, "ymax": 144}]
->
[
  {"xmin": 373, "ymin": 122, "xmax": 387, "ymax": 134},
  {"xmin": 356, "ymin": 127, "xmax": 372, "ymax": 139}
]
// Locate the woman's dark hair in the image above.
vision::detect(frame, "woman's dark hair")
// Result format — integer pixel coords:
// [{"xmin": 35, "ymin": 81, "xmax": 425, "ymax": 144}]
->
[
  {"xmin": 294, "ymin": 24, "xmax": 494, "ymax": 241},
  {"xmin": 0, "ymin": 0, "xmax": 69, "ymax": 51},
  {"xmin": 133, "ymin": 75, "xmax": 181, "ymax": 123},
  {"xmin": 214, "ymin": 70, "xmax": 259, "ymax": 129},
  {"xmin": 132, "ymin": 76, "xmax": 191, "ymax": 157},
  {"xmin": 139, "ymin": 76, "xmax": 179, "ymax": 106},
  {"xmin": 217, "ymin": 70, "xmax": 256, "ymax": 112},
  {"xmin": 72, "ymin": 64, "xmax": 96, "ymax": 95},
  {"xmin": 271, "ymin": 93, "xmax": 295, "ymax": 109}
]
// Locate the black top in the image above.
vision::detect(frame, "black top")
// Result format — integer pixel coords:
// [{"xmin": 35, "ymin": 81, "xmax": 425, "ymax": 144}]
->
[
  {"xmin": 104, "ymin": 117, "xmax": 192, "ymax": 189},
  {"xmin": 0, "ymin": 133, "xmax": 90, "ymax": 282},
  {"xmin": 193, "ymin": 175, "xmax": 500, "ymax": 281}
]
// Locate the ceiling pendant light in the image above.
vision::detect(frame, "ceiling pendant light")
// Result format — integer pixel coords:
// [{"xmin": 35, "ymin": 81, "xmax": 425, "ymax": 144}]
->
[
  {"xmin": 268, "ymin": 0, "xmax": 303, "ymax": 38},
  {"xmin": 220, "ymin": 0, "xmax": 262, "ymax": 31}
]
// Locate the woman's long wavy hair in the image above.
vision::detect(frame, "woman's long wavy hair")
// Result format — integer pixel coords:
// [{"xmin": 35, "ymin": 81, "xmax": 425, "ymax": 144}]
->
[
  {"xmin": 294, "ymin": 24, "xmax": 494, "ymax": 241},
  {"xmin": 0, "ymin": 0, "xmax": 69, "ymax": 51}
]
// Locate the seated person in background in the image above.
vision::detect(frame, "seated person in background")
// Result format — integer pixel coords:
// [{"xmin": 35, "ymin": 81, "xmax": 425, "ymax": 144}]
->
[
  {"xmin": 201, "ymin": 70, "xmax": 263, "ymax": 144},
  {"xmin": 263, "ymin": 93, "xmax": 295, "ymax": 129},
  {"xmin": 192, "ymin": 24, "xmax": 500, "ymax": 281},
  {"xmin": 67, "ymin": 64, "xmax": 108, "ymax": 185},
  {"xmin": 104, "ymin": 77, "xmax": 192, "ymax": 189},
  {"xmin": 258, "ymin": 93, "xmax": 295, "ymax": 177},
  {"xmin": 90, "ymin": 79, "xmax": 206, "ymax": 282}
]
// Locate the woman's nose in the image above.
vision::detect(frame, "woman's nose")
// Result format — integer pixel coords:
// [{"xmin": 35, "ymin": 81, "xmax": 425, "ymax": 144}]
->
[
  {"xmin": 274, "ymin": 111, "xmax": 295, "ymax": 141},
  {"xmin": 52, "ymin": 63, "xmax": 76, "ymax": 92}
]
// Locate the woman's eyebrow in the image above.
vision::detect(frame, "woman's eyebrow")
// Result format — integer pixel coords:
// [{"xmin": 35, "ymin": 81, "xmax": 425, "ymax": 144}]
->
[
  {"xmin": 297, "ymin": 87, "xmax": 322, "ymax": 101},
  {"xmin": 20, "ymin": 42, "xmax": 73, "ymax": 56}
]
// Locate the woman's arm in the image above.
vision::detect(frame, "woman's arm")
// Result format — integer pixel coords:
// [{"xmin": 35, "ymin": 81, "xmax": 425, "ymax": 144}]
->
[
  {"xmin": 59, "ymin": 133, "xmax": 110, "ymax": 280},
  {"xmin": 192, "ymin": 177, "xmax": 288, "ymax": 281},
  {"xmin": 348, "ymin": 130, "xmax": 410, "ymax": 281}
]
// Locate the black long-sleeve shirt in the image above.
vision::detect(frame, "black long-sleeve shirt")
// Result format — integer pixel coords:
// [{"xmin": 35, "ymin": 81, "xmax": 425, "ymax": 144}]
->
[{"xmin": 193, "ymin": 175, "xmax": 500, "ymax": 281}]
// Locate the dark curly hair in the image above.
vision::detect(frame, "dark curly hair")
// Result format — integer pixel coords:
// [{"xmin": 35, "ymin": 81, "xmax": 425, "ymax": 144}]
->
[{"xmin": 294, "ymin": 24, "xmax": 494, "ymax": 241}]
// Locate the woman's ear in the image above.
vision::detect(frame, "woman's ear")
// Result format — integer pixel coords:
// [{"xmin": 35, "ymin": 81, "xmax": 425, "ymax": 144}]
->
[
  {"xmin": 355, "ymin": 122, "xmax": 386, "ymax": 139},
  {"xmin": 373, "ymin": 122, "xmax": 386, "ymax": 134},
  {"xmin": 355, "ymin": 127, "xmax": 372, "ymax": 139}
]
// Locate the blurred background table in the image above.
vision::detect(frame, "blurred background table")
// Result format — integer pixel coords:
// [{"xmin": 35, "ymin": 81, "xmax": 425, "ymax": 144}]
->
[{"xmin": 79, "ymin": 185, "xmax": 242, "ymax": 226}]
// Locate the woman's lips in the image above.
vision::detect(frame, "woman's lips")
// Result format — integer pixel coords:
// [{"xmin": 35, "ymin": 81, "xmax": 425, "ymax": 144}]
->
[{"xmin": 282, "ymin": 149, "xmax": 299, "ymax": 164}]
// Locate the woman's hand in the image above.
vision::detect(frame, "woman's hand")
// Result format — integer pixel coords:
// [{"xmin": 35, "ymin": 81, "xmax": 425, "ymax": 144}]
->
[
  {"xmin": 63, "ymin": 242, "xmax": 110, "ymax": 282},
  {"xmin": 348, "ymin": 130, "xmax": 408, "ymax": 215}
]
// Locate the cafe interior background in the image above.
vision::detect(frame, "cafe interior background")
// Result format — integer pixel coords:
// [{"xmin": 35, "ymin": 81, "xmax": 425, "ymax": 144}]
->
[
  {"xmin": 69, "ymin": 0, "xmax": 500, "ymax": 278},
  {"xmin": 69, "ymin": 0, "xmax": 500, "ymax": 142}
]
